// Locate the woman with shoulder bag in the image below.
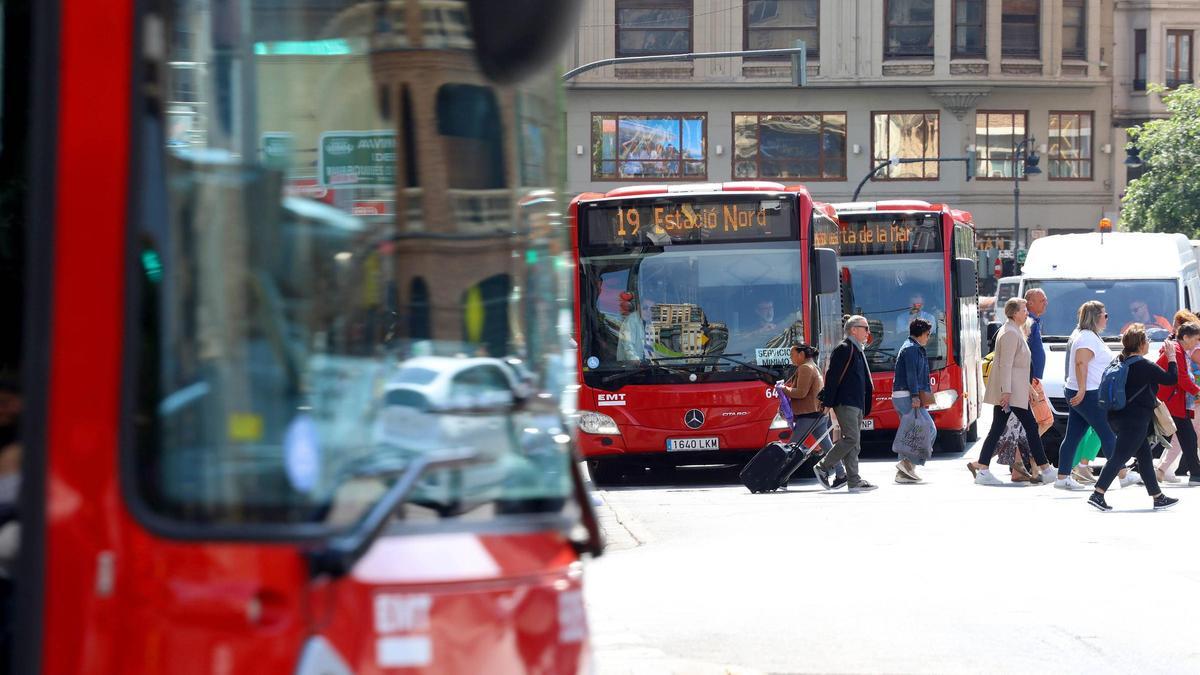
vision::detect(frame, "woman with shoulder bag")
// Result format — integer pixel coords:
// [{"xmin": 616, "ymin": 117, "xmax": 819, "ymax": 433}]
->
[
  {"xmin": 1056, "ymin": 301, "xmax": 1126, "ymax": 490},
  {"xmin": 780, "ymin": 342, "xmax": 845, "ymax": 487},
  {"xmin": 1155, "ymin": 321, "xmax": 1200, "ymax": 486},
  {"xmin": 1088, "ymin": 325, "xmax": 1180, "ymax": 511},
  {"xmin": 967, "ymin": 298, "xmax": 1056, "ymax": 486}
]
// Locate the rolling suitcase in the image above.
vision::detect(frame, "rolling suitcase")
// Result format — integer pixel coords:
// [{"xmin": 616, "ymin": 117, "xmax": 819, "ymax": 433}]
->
[{"xmin": 739, "ymin": 415, "xmax": 832, "ymax": 493}]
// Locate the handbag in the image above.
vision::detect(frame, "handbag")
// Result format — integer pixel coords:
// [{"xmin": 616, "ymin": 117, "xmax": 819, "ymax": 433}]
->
[
  {"xmin": 1153, "ymin": 399, "xmax": 1177, "ymax": 437},
  {"xmin": 1029, "ymin": 380, "xmax": 1054, "ymax": 436}
]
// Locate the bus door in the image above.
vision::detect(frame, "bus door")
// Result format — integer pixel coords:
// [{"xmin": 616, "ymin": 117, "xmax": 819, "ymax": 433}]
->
[
  {"xmin": 13, "ymin": 0, "xmax": 598, "ymax": 673},
  {"xmin": 950, "ymin": 219, "xmax": 983, "ymax": 433}
]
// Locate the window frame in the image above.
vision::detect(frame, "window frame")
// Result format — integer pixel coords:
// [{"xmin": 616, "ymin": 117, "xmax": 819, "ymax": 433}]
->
[
  {"xmin": 1001, "ymin": 0, "xmax": 1040, "ymax": 59},
  {"xmin": 590, "ymin": 112, "xmax": 709, "ymax": 182},
  {"xmin": 1047, "ymin": 110, "xmax": 1094, "ymax": 182},
  {"xmin": 1166, "ymin": 29, "xmax": 1194, "ymax": 89},
  {"xmin": 973, "ymin": 110, "xmax": 1030, "ymax": 181},
  {"xmin": 1061, "ymin": 0, "xmax": 1086, "ymax": 61},
  {"xmin": 742, "ymin": 0, "xmax": 820, "ymax": 60},
  {"xmin": 952, "ymin": 0, "xmax": 986, "ymax": 59},
  {"xmin": 870, "ymin": 110, "xmax": 941, "ymax": 181},
  {"xmin": 884, "ymin": 0, "xmax": 935, "ymax": 60},
  {"xmin": 730, "ymin": 111, "xmax": 847, "ymax": 181},
  {"xmin": 1134, "ymin": 28, "xmax": 1147, "ymax": 92},
  {"xmin": 614, "ymin": 0, "xmax": 694, "ymax": 59}
]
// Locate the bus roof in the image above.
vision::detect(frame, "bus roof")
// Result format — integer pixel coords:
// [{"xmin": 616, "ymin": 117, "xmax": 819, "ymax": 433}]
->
[
  {"xmin": 830, "ymin": 200, "xmax": 974, "ymax": 225},
  {"xmin": 1022, "ymin": 232, "xmax": 1195, "ymax": 279},
  {"xmin": 579, "ymin": 181, "xmax": 813, "ymax": 203}
]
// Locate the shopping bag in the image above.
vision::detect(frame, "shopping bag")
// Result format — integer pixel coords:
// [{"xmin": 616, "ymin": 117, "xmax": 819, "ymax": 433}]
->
[
  {"xmin": 892, "ymin": 410, "xmax": 935, "ymax": 463},
  {"xmin": 776, "ymin": 385, "xmax": 794, "ymax": 426},
  {"xmin": 1030, "ymin": 380, "xmax": 1054, "ymax": 436},
  {"xmin": 996, "ymin": 415, "xmax": 1030, "ymax": 465},
  {"xmin": 1073, "ymin": 427, "xmax": 1101, "ymax": 466},
  {"xmin": 1153, "ymin": 400, "xmax": 1178, "ymax": 438}
]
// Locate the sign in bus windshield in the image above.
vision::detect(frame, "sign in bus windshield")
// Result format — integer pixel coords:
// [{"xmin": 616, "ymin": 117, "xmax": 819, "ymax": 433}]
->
[
  {"xmin": 583, "ymin": 198, "xmax": 795, "ymax": 248},
  {"xmin": 815, "ymin": 213, "xmax": 942, "ymax": 256}
]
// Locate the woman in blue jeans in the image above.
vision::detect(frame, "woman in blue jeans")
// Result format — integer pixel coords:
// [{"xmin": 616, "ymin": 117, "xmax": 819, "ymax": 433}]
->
[{"xmin": 1057, "ymin": 301, "xmax": 1123, "ymax": 490}]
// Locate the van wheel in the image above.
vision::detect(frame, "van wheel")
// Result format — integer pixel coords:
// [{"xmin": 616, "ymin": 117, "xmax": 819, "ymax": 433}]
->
[
  {"xmin": 587, "ymin": 460, "xmax": 621, "ymax": 486},
  {"xmin": 964, "ymin": 421, "xmax": 979, "ymax": 442},
  {"xmin": 937, "ymin": 430, "xmax": 966, "ymax": 455}
]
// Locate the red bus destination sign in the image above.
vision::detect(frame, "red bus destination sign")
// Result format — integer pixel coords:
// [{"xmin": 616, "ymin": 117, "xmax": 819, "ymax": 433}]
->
[
  {"xmin": 814, "ymin": 214, "xmax": 942, "ymax": 256},
  {"xmin": 584, "ymin": 199, "xmax": 794, "ymax": 247}
]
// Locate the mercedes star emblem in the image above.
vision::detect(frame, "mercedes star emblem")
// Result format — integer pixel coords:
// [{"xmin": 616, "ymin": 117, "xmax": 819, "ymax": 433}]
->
[{"xmin": 684, "ymin": 409, "xmax": 705, "ymax": 429}]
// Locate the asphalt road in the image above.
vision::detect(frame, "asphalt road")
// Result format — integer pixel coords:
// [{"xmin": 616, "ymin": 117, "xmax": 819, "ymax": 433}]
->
[{"xmin": 583, "ymin": 408, "xmax": 1200, "ymax": 675}]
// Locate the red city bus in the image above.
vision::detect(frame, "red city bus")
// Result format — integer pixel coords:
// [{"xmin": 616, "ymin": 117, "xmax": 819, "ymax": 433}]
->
[
  {"xmin": 4, "ymin": 1, "xmax": 603, "ymax": 673},
  {"xmin": 824, "ymin": 201, "xmax": 983, "ymax": 452},
  {"xmin": 569, "ymin": 182, "xmax": 841, "ymax": 483}
]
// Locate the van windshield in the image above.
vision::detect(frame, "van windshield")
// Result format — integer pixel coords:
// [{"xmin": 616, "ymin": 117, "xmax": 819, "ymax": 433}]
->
[{"xmin": 1026, "ymin": 279, "xmax": 1177, "ymax": 340}]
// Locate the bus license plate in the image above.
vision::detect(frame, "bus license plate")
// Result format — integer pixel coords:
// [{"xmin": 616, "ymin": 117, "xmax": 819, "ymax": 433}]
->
[
  {"xmin": 860, "ymin": 419, "xmax": 875, "ymax": 430},
  {"xmin": 666, "ymin": 437, "xmax": 719, "ymax": 451}
]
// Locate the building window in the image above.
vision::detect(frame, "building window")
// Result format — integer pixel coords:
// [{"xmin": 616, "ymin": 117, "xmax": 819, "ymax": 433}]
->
[
  {"xmin": 871, "ymin": 111, "xmax": 940, "ymax": 179},
  {"xmin": 1167, "ymin": 30, "xmax": 1194, "ymax": 88},
  {"xmin": 437, "ymin": 84, "xmax": 505, "ymax": 189},
  {"xmin": 1047, "ymin": 111, "xmax": 1093, "ymax": 180},
  {"xmin": 1001, "ymin": 0, "xmax": 1039, "ymax": 59},
  {"xmin": 885, "ymin": 0, "xmax": 934, "ymax": 59},
  {"xmin": 1134, "ymin": 29, "xmax": 1147, "ymax": 91},
  {"xmin": 744, "ymin": 0, "xmax": 819, "ymax": 58},
  {"xmin": 975, "ymin": 112, "xmax": 1028, "ymax": 179},
  {"xmin": 591, "ymin": 113, "xmax": 707, "ymax": 180},
  {"xmin": 733, "ymin": 113, "xmax": 846, "ymax": 180},
  {"xmin": 1062, "ymin": 0, "xmax": 1085, "ymax": 60},
  {"xmin": 615, "ymin": 0, "xmax": 692, "ymax": 58},
  {"xmin": 953, "ymin": 0, "xmax": 985, "ymax": 58}
]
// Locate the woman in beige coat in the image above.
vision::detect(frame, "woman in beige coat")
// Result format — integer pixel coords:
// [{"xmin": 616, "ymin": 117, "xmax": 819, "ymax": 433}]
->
[{"xmin": 968, "ymin": 297, "xmax": 1056, "ymax": 486}]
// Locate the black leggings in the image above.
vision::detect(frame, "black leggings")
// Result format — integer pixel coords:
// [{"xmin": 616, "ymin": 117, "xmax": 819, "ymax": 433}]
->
[
  {"xmin": 1174, "ymin": 415, "xmax": 1199, "ymax": 477},
  {"xmin": 978, "ymin": 405, "xmax": 1048, "ymax": 467},
  {"xmin": 1097, "ymin": 414, "xmax": 1162, "ymax": 495}
]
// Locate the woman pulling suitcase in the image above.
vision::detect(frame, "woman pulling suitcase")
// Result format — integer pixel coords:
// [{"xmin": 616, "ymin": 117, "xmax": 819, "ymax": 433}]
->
[{"xmin": 780, "ymin": 343, "xmax": 844, "ymax": 487}]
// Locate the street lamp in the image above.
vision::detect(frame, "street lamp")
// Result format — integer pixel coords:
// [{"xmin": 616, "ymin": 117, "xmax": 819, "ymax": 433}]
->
[{"xmin": 1012, "ymin": 137, "xmax": 1041, "ymax": 269}]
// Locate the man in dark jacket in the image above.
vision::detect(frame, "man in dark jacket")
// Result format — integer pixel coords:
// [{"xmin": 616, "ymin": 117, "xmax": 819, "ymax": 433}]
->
[{"xmin": 815, "ymin": 315, "xmax": 877, "ymax": 492}]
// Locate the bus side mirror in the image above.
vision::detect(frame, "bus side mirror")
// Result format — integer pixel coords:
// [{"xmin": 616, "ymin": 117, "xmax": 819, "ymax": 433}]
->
[
  {"xmin": 812, "ymin": 248, "xmax": 839, "ymax": 295},
  {"xmin": 955, "ymin": 257, "xmax": 977, "ymax": 298}
]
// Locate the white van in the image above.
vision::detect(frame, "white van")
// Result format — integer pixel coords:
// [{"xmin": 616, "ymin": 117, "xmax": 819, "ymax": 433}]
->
[{"xmin": 1011, "ymin": 232, "xmax": 1200, "ymax": 436}]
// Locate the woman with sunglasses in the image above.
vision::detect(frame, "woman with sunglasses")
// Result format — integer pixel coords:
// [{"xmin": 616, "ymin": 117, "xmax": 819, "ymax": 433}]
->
[{"xmin": 1055, "ymin": 301, "xmax": 1135, "ymax": 490}]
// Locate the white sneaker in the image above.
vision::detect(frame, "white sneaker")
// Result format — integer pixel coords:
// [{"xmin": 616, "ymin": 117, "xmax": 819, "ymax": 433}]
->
[
  {"xmin": 1054, "ymin": 476, "xmax": 1089, "ymax": 491},
  {"xmin": 1039, "ymin": 467, "xmax": 1058, "ymax": 485},
  {"xmin": 975, "ymin": 469, "xmax": 1005, "ymax": 486},
  {"xmin": 1120, "ymin": 470, "xmax": 1144, "ymax": 488}
]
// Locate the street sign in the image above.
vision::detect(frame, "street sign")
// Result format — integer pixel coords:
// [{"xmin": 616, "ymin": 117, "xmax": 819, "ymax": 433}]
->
[
  {"xmin": 261, "ymin": 132, "xmax": 294, "ymax": 169},
  {"xmin": 318, "ymin": 130, "xmax": 396, "ymax": 187},
  {"xmin": 1016, "ymin": 249, "xmax": 1027, "ymax": 264}
]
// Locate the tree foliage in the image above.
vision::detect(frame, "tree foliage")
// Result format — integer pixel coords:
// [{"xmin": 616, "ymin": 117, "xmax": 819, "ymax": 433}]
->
[{"xmin": 1122, "ymin": 84, "xmax": 1200, "ymax": 236}]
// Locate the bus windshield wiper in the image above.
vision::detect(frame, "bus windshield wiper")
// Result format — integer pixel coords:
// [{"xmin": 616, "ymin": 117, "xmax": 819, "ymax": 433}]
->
[
  {"xmin": 652, "ymin": 353, "xmax": 777, "ymax": 383},
  {"xmin": 599, "ymin": 361, "xmax": 693, "ymax": 388}
]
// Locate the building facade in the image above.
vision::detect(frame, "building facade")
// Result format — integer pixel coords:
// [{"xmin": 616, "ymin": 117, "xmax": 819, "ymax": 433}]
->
[{"xmin": 564, "ymin": 0, "xmax": 1147, "ymax": 288}]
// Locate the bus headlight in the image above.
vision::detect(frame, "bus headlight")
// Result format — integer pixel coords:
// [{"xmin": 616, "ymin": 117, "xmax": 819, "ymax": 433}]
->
[
  {"xmin": 579, "ymin": 411, "xmax": 620, "ymax": 435},
  {"xmin": 927, "ymin": 390, "xmax": 959, "ymax": 412},
  {"xmin": 769, "ymin": 412, "xmax": 790, "ymax": 430}
]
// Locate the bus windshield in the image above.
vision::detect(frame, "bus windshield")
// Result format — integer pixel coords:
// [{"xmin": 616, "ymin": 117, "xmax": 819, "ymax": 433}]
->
[
  {"xmin": 579, "ymin": 242, "xmax": 803, "ymax": 385},
  {"xmin": 1025, "ymin": 278, "xmax": 1177, "ymax": 340},
  {"xmin": 839, "ymin": 255, "xmax": 948, "ymax": 372}
]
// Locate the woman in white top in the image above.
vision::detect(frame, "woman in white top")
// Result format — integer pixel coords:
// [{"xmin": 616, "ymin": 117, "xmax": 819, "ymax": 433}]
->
[{"xmin": 1055, "ymin": 301, "xmax": 1124, "ymax": 490}]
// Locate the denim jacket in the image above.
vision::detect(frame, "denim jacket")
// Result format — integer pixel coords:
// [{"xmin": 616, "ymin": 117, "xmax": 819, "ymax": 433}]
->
[{"xmin": 894, "ymin": 337, "xmax": 931, "ymax": 395}]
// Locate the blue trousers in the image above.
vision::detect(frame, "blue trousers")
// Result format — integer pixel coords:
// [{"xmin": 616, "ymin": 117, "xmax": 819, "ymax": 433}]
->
[{"xmin": 1059, "ymin": 388, "xmax": 1117, "ymax": 474}]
